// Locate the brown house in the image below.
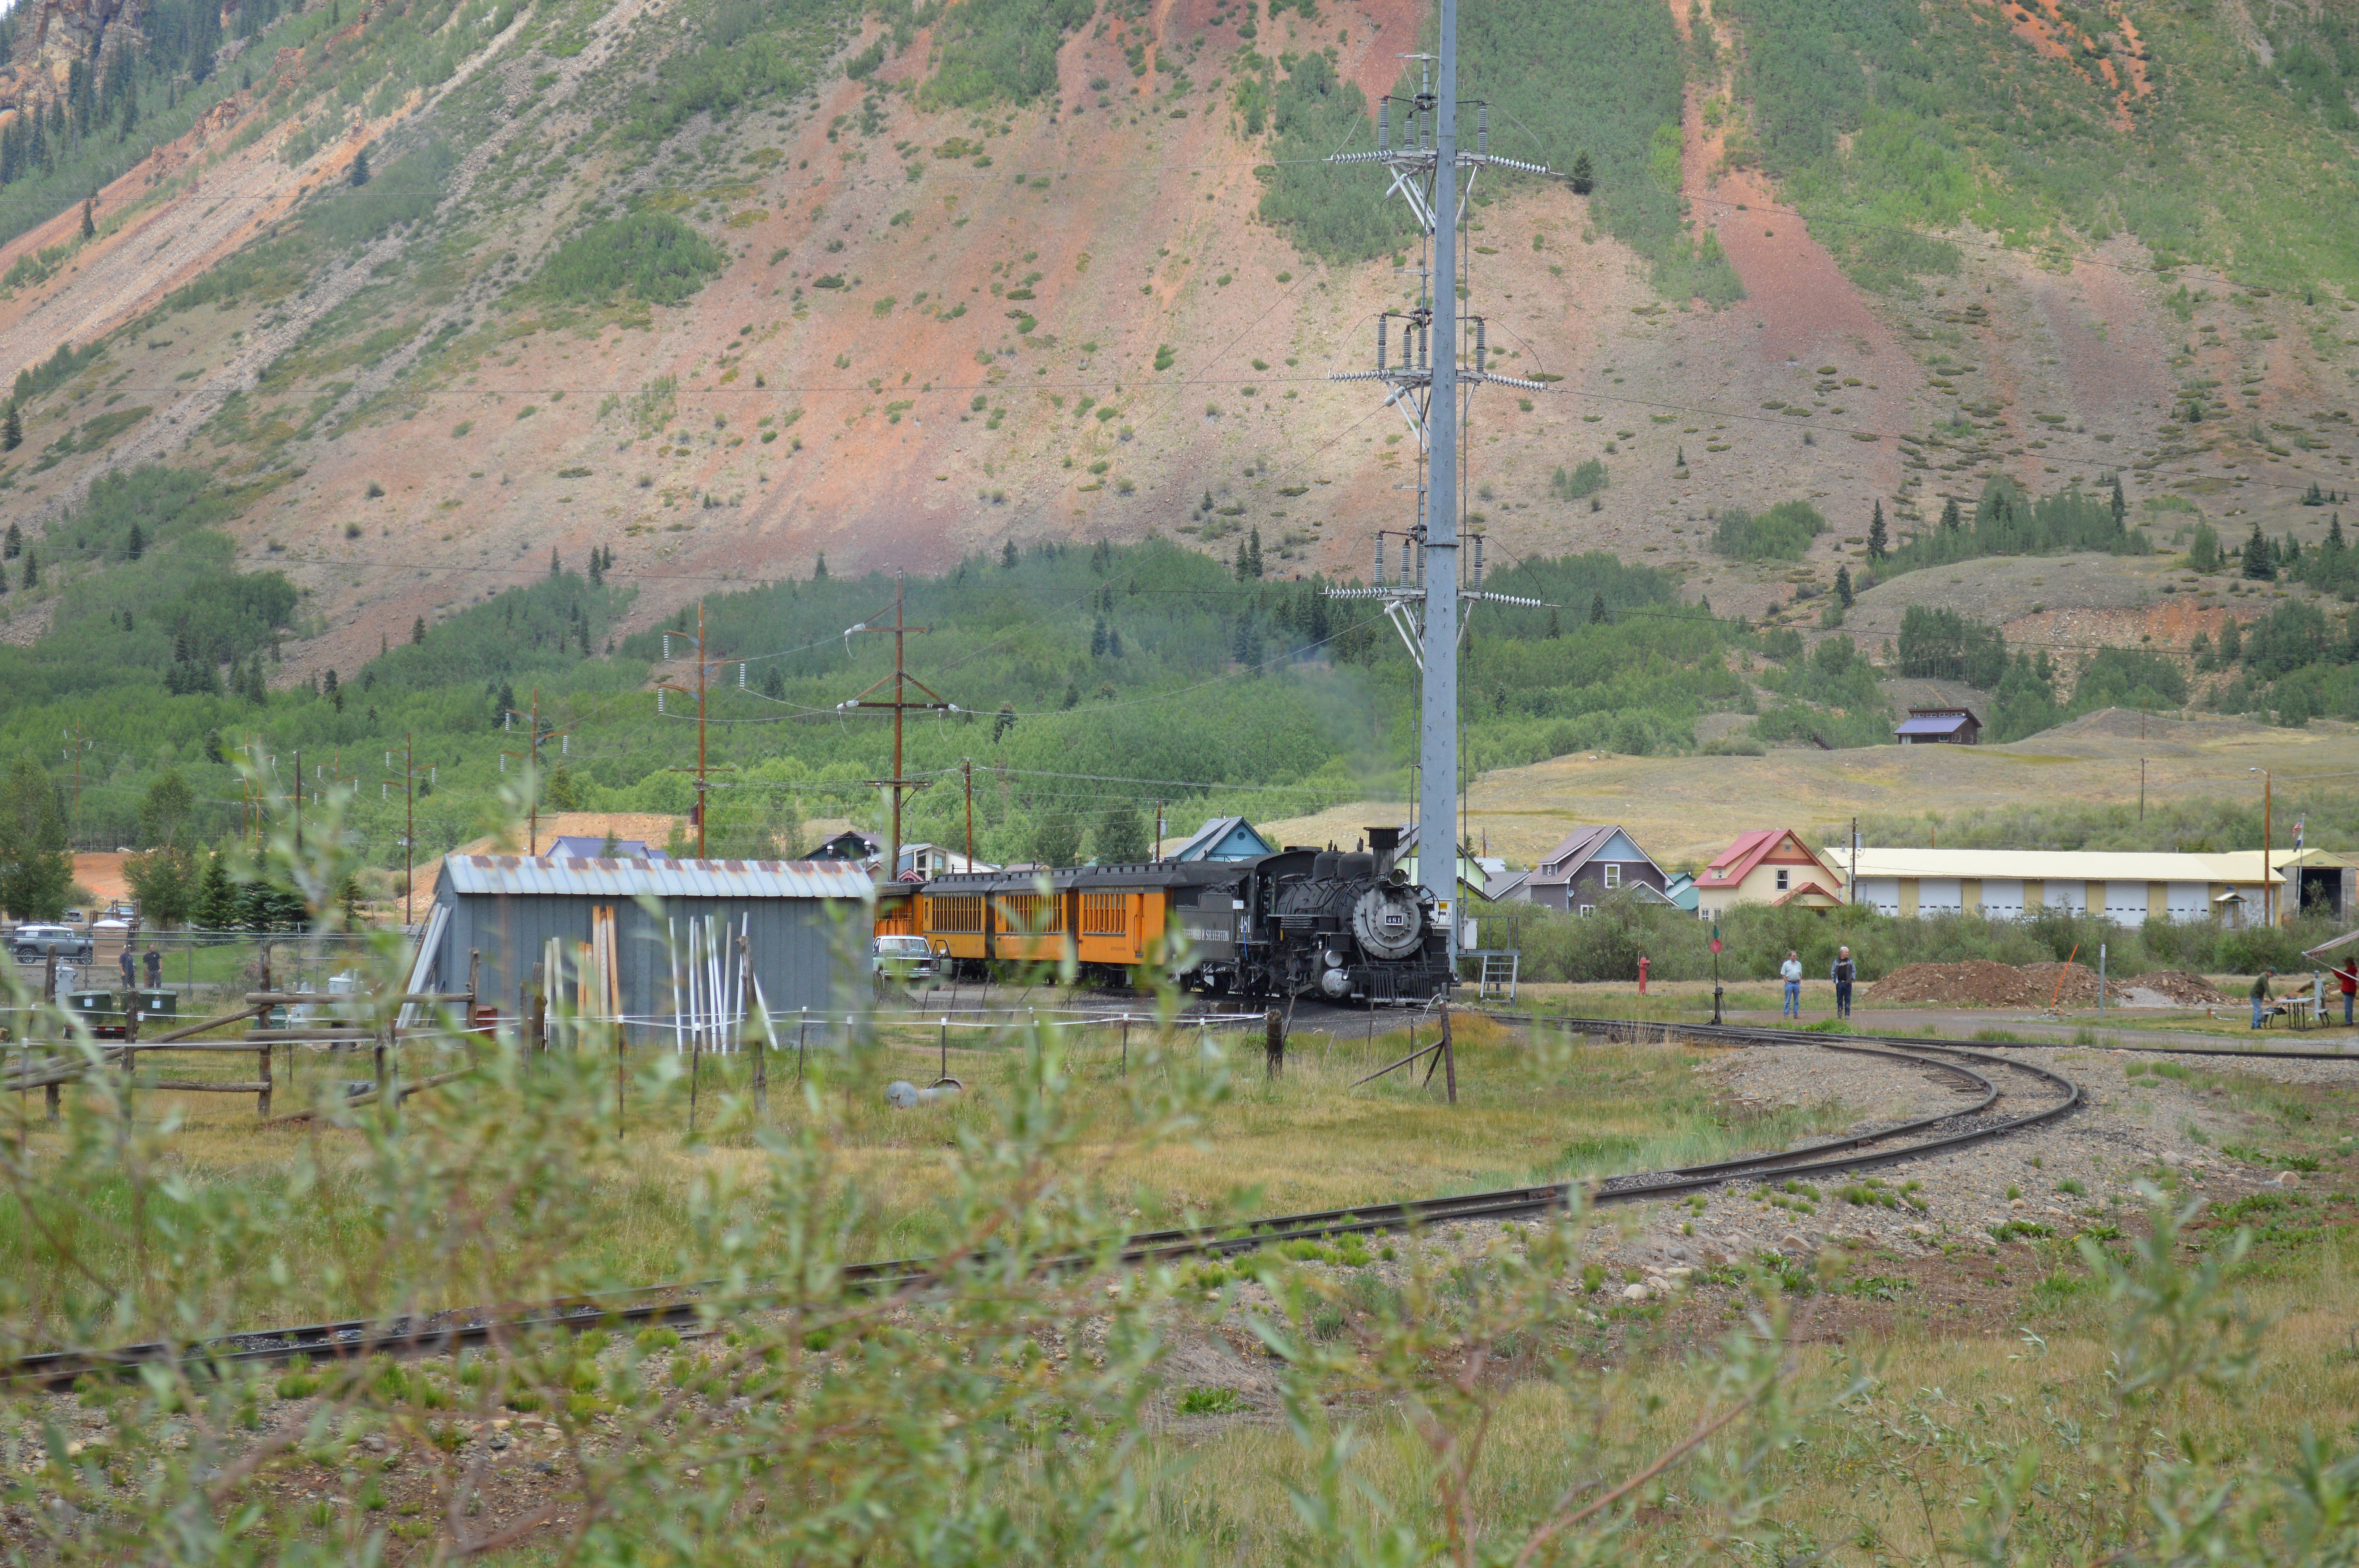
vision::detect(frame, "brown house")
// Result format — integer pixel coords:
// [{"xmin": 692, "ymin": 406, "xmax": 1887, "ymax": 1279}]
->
[
  {"xmin": 1515, "ymin": 825, "xmax": 1671, "ymax": 914},
  {"xmin": 1894, "ymin": 706, "xmax": 1982, "ymax": 745}
]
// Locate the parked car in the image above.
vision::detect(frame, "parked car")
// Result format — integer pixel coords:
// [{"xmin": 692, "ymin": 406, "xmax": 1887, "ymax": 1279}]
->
[
  {"xmin": 12, "ymin": 924, "xmax": 95, "ymax": 963},
  {"xmin": 870, "ymin": 934, "xmax": 941, "ymax": 987},
  {"xmin": 63, "ymin": 909, "xmax": 84, "ymax": 925}
]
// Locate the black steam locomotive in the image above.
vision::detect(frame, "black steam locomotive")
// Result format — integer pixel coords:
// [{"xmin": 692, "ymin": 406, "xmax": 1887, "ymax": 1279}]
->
[{"xmin": 896, "ymin": 826, "xmax": 1454, "ymax": 1004}]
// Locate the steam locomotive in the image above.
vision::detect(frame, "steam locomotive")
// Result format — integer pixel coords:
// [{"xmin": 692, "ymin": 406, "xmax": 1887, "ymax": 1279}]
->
[{"xmin": 874, "ymin": 826, "xmax": 1454, "ymax": 1004}]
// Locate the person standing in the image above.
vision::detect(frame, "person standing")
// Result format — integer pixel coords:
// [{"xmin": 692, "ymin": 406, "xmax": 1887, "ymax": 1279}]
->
[
  {"xmin": 1637, "ymin": 953, "xmax": 1650, "ymax": 997},
  {"xmin": 1779, "ymin": 950, "xmax": 1803, "ymax": 1020},
  {"xmin": 2250, "ymin": 967, "xmax": 2276, "ymax": 1029},
  {"xmin": 1830, "ymin": 946, "xmax": 1856, "ymax": 1020},
  {"xmin": 2335, "ymin": 957, "xmax": 2357, "ymax": 1028},
  {"xmin": 142, "ymin": 945, "xmax": 162, "ymax": 989},
  {"xmin": 116, "ymin": 942, "xmax": 135, "ymax": 994}
]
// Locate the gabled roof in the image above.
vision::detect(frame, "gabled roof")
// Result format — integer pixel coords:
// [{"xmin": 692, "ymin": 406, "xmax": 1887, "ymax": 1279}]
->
[
  {"xmin": 439, "ymin": 856, "xmax": 874, "ymax": 899},
  {"xmin": 547, "ymin": 835, "xmax": 665, "ymax": 860},
  {"xmin": 1895, "ymin": 710, "xmax": 1980, "ymax": 737},
  {"xmin": 1697, "ymin": 829, "xmax": 1834, "ymax": 890},
  {"xmin": 1770, "ymin": 880, "xmax": 1844, "ymax": 907},
  {"xmin": 1526, "ymin": 824, "xmax": 1664, "ymax": 887},
  {"xmin": 1165, "ymin": 816, "xmax": 1274, "ymax": 862}
]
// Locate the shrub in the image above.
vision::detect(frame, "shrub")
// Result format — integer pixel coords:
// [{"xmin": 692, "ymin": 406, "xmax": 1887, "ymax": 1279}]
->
[
  {"xmin": 1710, "ymin": 501, "xmax": 1827, "ymax": 560},
  {"xmin": 531, "ymin": 212, "xmax": 727, "ymax": 306},
  {"xmin": 1550, "ymin": 458, "xmax": 1607, "ymax": 501}
]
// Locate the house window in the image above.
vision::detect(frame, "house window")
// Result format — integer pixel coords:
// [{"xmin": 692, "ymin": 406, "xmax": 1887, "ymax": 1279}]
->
[
  {"xmin": 1776, "ymin": 869, "xmax": 1790, "ymax": 891},
  {"xmin": 1578, "ymin": 904, "xmax": 1594, "ymax": 917},
  {"xmin": 1603, "ymin": 864, "xmax": 1621, "ymax": 889}
]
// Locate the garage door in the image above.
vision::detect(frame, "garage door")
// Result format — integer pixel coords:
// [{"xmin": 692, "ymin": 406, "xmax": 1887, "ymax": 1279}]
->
[
  {"xmin": 2166, "ymin": 882, "xmax": 2208, "ymax": 924},
  {"xmin": 1857, "ymin": 877, "xmax": 1899, "ymax": 916},
  {"xmin": 2103, "ymin": 882, "xmax": 2151, "ymax": 926},
  {"xmin": 1917, "ymin": 878, "xmax": 1963, "ymax": 917},
  {"xmin": 1980, "ymin": 879, "xmax": 2024, "ymax": 921},
  {"xmin": 2045, "ymin": 880, "xmax": 2088, "ymax": 915}
]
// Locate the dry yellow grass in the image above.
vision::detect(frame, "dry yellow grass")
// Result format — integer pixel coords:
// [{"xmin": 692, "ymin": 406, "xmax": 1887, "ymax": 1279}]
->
[{"xmin": 1260, "ymin": 711, "xmax": 2359, "ymax": 867}]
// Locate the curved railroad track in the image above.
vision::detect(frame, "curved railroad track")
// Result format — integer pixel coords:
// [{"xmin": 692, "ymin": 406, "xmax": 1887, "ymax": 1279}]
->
[{"xmin": 2, "ymin": 1018, "xmax": 2079, "ymax": 1390}]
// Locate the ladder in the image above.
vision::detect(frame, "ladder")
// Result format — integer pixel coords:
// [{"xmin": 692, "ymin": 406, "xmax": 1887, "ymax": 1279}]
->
[{"xmin": 1476, "ymin": 949, "xmax": 1518, "ymax": 1002}]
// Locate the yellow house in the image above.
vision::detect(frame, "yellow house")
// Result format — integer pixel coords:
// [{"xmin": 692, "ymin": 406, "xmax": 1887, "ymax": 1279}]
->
[{"xmin": 1693, "ymin": 830, "xmax": 1848, "ymax": 916}]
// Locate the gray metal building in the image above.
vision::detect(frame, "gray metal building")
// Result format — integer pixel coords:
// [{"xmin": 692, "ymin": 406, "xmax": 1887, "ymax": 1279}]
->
[{"xmin": 422, "ymin": 856, "xmax": 875, "ymax": 1036}]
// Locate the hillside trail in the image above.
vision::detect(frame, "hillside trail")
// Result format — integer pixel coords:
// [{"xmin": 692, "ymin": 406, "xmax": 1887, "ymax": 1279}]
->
[{"xmin": 0, "ymin": 0, "xmax": 577, "ymax": 552}]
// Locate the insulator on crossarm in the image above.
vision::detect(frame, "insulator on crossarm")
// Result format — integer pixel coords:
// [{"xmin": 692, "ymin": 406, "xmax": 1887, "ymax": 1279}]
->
[
  {"xmin": 738, "ymin": 662, "xmax": 747, "ymax": 687},
  {"xmin": 1473, "ymin": 533, "xmax": 1486, "ymax": 590},
  {"xmin": 1478, "ymin": 104, "xmax": 1488, "ymax": 158},
  {"xmin": 1374, "ymin": 535, "xmax": 1386, "ymax": 586},
  {"xmin": 1376, "ymin": 314, "xmax": 1387, "ymax": 372},
  {"xmin": 1476, "ymin": 318, "xmax": 1487, "ymax": 374},
  {"xmin": 1379, "ymin": 99, "xmax": 1389, "ymax": 151}
]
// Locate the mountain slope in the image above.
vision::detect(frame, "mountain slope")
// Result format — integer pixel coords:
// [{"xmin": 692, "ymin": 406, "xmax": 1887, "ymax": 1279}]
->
[{"xmin": 0, "ymin": 0, "xmax": 2353, "ymax": 692}]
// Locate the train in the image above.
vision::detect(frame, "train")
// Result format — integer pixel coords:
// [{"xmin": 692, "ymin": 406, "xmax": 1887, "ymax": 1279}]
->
[{"xmin": 874, "ymin": 826, "xmax": 1454, "ymax": 1004}]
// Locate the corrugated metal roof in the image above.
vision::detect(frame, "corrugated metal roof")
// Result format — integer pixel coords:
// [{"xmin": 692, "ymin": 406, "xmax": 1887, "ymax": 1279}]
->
[
  {"xmin": 439, "ymin": 856, "xmax": 876, "ymax": 900},
  {"xmin": 1894, "ymin": 714, "xmax": 1974, "ymax": 736},
  {"xmin": 1832, "ymin": 848, "xmax": 2281, "ymax": 884}
]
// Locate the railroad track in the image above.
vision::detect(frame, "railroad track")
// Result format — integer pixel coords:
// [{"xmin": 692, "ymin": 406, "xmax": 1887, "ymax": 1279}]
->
[{"xmin": 2, "ymin": 1018, "xmax": 2079, "ymax": 1391}]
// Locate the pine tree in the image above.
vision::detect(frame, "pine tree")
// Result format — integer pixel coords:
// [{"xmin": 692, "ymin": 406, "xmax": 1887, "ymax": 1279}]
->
[
  {"xmin": 2243, "ymin": 520, "xmax": 2275, "ymax": 580},
  {"xmin": 125, "ymin": 522, "xmax": 144, "ymax": 561},
  {"xmin": 1570, "ymin": 151, "xmax": 1594, "ymax": 195},
  {"xmin": 1090, "ymin": 615, "xmax": 1108, "ymax": 657},
  {"xmin": 348, "ymin": 145, "xmax": 370, "ymax": 187},
  {"xmin": 19, "ymin": 548, "xmax": 34, "ymax": 589},
  {"xmin": 549, "ymin": 547, "xmax": 561, "ymax": 577},
  {"xmin": 2, "ymin": 521, "xmax": 17, "ymax": 556},
  {"xmin": 193, "ymin": 853, "xmax": 237, "ymax": 931},
  {"xmin": 412, "ymin": 615, "xmax": 428, "ymax": 644},
  {"xmin": 1867, "ymin": 499, "xmax": 1887, "ymax": 562},
  {"xmin": 1246, "ymin": 527, "xmax": 1263, "ymax": 579},
  {"xmin": 1234, "ymin": 538, "xmax": 1251, "ymax": 582},
  {"xmin": 1589, "ymin": 592, "xmax": 1608, "ymax": 624},
  {"xmin": 1060, "ymin": 679, "xmax": 1079, "ymax": 710},
  {"xmin": 1940, "ymin": 496, "xmax": 1962, "ymax": 532},
  {"xmin": 1835, "ymin": 564, "xmax": 1854, "ymax": 608},
  {"xmin": 0, "ymin": 561, "xmax": 9, "ymax": 595},
  {"xmin": 813, "ymin": 550, "xmax": 828, "ymax": 579},
  {"xmin": 587, "ymin": 548, "xmax": 603, "ymax": 587},
  {"xmin": 79, "ymin": 196, "xmax": 93, "ymax": 240},
  {"xmin": 2110, "ymin": 475, "xmax": 2127, "ymax": 526},
  {"xmin": 1674, "ymin": 445, "xmax": 1686, "ymax": 468},
  {"xmin": 1107, "ymin": 626, "xmax": 1123, "ymax": 657},
  {"xmin": 2, "ymin": 405, "xmax": 18, "ymax": 453},
  {"xmin": 1544, "ymin": 607, "xmax": 1560, "ymax": 638}
]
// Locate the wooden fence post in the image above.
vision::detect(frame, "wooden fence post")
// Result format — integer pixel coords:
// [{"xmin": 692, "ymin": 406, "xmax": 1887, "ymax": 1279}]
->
[
  {"xmin": 257, "ymin": 1037, "xmax": 273, "ymax": 1120},
  {"xmin": 742, "ymin": 935, "xmax": 764, "ymax": 1116},
  {"xmin": 1440, "ymin": 1002, "xmax": 1456, "ymax": 1106},
  {"xmin": 1265, "ymin": 1008, "xmax": 1284, "ymax": 1080}
]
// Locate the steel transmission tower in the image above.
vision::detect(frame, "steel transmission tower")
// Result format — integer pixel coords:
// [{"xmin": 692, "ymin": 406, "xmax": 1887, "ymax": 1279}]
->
[{"xmin": 1325, "ymin": 3, "xmax": 1556, "ymax": 963}]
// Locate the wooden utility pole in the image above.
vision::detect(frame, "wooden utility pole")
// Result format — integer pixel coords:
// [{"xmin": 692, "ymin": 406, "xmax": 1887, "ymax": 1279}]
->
[
  {"xmin": 387, "ymin": 735, "xmax": 432, "ymax": 925},
  {"xmin": 841, "ymin": 573, "xmax": 949, "ymax": 881},
  {"xmin": 501, "ymin": 690, "xmax": 575, "ymax": 855},
  {"xmin": 658, "ymin": 606, "xmax": 732, "ymax": 857},
  {"xmin": 962, "ymin": 758, "xmax": 975, "ymax": 867}
]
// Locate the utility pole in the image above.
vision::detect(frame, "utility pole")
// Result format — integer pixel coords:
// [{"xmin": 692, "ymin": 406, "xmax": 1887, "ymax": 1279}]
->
[
  {"xmin": 2252, "ymin": 766, "xmax": 2273, "ymax": 926},
  {"xmin": 387, "ymin": 735, "xmax": 432, "ymax": 926},
  {"xmin": 1323, "ymin": 16, "xmax": 1554, "ymax": 967},
  {"xmin": 962, "ymin": 758, "xmax": 975, "ymax": 868},
  {"xmin": 838, "ymin": 573, "xmax": 951, "ymax": 882},
  {"xmin": 2139, "ymin": 758, "xmax": 2146, "ymax": 822},
  {"xmin": 1153, "ymin": 800, "xmax": 1166, "ymax": 861},
  {"xmin": 657, "ymin": 607, "xmax": 730, "ymax": 857},
  {"xmin": 500, "ymin": 689, "xmax": 574, "ymax": 855},
  {"xmin": 60, "ymin": 726, "xmax": 91, "ymax": 843}
]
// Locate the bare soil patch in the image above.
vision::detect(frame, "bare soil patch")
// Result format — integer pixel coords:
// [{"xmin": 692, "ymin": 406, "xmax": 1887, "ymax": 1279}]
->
[{"xmin": 1866, "ymin": 960, "xmax": 2099, "ymax": 1008}]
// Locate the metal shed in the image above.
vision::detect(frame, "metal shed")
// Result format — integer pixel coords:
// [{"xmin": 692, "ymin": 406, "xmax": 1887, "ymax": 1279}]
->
[{"xmin": 424, "ymin": 856, "xmax": 875, "ymax": 1038}]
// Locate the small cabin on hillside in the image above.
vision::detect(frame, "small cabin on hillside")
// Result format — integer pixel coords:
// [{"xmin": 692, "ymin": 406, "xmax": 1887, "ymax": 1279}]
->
[{"xmin": 1894, "ymin": 707, "xmax": 1982, "ymax": 746}]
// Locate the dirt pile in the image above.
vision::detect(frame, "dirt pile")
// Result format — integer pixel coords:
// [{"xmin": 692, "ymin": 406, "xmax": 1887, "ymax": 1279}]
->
[
  {"xmin": 2120, "ymin": 971, "xmax": 2227, "ymax": 1005},
  {"xmin": 1865, "ymin": 960, "xmax": 2100, "ymax": 1007}
]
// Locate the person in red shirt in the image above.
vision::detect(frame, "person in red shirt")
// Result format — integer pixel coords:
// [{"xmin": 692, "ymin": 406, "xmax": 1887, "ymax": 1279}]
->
[
  {"xmin": 2336, "ymin": 958, "xmax": 2357, "ymax": 1028},
  {"xmin": 1637, "ymin": 953, "xmax": 1650, "ymax": 996}
]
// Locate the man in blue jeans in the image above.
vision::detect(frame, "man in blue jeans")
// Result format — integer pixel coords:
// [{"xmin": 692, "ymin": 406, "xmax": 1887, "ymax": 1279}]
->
[
  {"xmin": 1830, "ymin": 946, "xmax": 1856, "ymax": 1019},
  {"xmin": 2250, "ymin": 968, "xmax": 2276, "ymax": 1029},
  {"xmin": 1780, "ymin": 950, "xmax": 1803, "ymax": 1019}
]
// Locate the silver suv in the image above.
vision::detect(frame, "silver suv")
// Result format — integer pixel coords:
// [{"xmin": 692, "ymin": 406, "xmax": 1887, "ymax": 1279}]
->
[{"xmin": 11, "ymin": 924, "xmax": 95, "ymax": 963}]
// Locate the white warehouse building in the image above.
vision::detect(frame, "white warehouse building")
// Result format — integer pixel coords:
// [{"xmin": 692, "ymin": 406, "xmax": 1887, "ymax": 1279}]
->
[{"xmin": 1827, "ymin": 848, "xmax": 2284, "ymax": 926}]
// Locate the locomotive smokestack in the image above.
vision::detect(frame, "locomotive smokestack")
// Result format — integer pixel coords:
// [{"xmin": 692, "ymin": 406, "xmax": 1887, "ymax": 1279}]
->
[{"xmin": 1365, "ymin": 825, "xmax": 1402, "ymax": 872}]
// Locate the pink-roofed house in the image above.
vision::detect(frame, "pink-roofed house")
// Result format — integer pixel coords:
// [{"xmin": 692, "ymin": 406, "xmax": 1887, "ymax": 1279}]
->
[{"xmin": 1693, "ymin": 829, "xmax": 1847, "ymax": 916}]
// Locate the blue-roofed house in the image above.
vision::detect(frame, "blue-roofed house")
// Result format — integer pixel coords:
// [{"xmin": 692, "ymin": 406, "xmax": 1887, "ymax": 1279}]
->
[
  {"xmin": 1165, "ymin": 816, "xmax": 1275, "ymax": 862},
  {"xmin": 1893, "ymin": 706, "xmax": 1982, "ymax": 746},
  {"xmin": 1515, "ymin": 825, "xmax": 1672, "ymax": 913}
]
